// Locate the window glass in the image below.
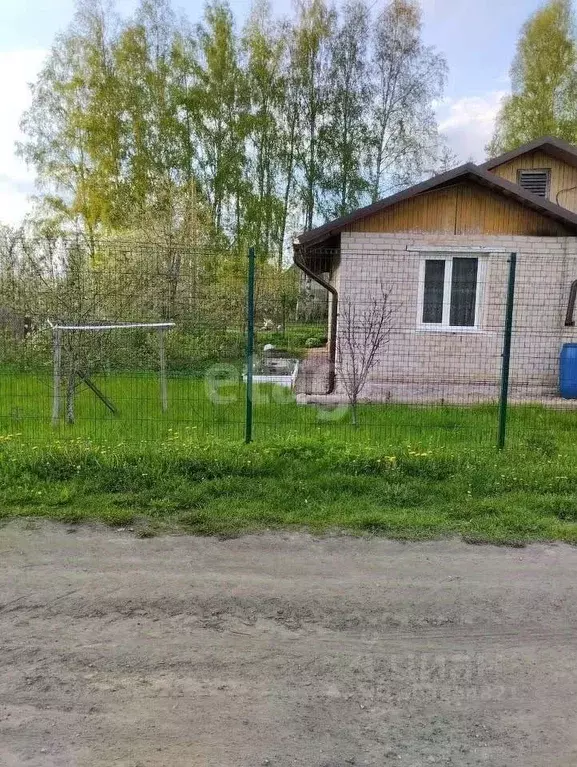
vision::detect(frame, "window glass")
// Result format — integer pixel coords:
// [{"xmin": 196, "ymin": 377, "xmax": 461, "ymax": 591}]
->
[
  {"xmin": 422, "ymin": 260, "xmax": 445, "ymax": 323},
  {"xmin": 450, "ymin": 257, "xmax": 478, "ymax": 327}
]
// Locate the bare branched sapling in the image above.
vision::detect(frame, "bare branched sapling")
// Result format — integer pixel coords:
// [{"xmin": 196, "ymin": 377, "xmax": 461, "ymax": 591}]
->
[{"xmin": 336, "ymin": 282, "xmax": 394, "ymax": 425}]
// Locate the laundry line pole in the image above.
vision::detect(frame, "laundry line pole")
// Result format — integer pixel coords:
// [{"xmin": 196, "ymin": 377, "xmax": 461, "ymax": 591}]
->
[
  {"xmin": 48, "ymin": 321, "xmax": 175, "ymax": 424},
  {"xmin": 52, "ymin": 328, "xmax": 62, "ymax": 427},
  {"xmin": 158, "ymin": 327, "xmax": 168, "ymax": 413}
]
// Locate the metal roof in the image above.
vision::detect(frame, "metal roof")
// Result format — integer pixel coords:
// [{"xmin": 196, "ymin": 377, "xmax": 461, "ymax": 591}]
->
[{"xmin": 481, "ymin": 135, "xmax": 577, "ymax": 171}]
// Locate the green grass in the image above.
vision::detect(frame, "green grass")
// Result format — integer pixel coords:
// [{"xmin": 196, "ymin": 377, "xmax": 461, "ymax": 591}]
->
[
  {"xmin": 1, "ymin": 436, "xmax": 577, "ymax": 543},
  {"xmin": 2, "ymin": 369, "xmax": 560, "ymax": 446},
  {"xmin": 2, "ymin": 371, "xmax": 577, "ymax": 543}
]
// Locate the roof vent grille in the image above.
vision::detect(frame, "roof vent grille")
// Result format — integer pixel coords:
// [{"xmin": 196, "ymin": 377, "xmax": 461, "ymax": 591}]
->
[{"xmin": 518, "ymin": 169, "xmax": 549, "ymax": 198}]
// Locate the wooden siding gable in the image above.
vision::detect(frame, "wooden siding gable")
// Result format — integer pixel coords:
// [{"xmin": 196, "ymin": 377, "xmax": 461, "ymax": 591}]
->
[
  {"xmin": 489, "ymin": 150, "xmax": 577, "ymax": 214},
  {"xmin": 344, "ymin": 181, "xmax": 570, "ymax": 237},
  {"xmin": 295, "ymin": 159, "xmax": 577, "ymax": 248}
]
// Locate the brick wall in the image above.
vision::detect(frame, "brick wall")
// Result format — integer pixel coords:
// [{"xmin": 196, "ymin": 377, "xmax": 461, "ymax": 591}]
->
[{"xmin": 334, "ymin": 232, "xmax": 577, "ymax": 402}]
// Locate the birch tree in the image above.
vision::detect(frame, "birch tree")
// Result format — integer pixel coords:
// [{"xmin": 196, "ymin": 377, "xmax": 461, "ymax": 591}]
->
[
  {"xmin": 366, "ymin": 0, "xmax": 447, "ymax": 201},
  {"xmin": 188, "ymin": 1, "xmax": 249, "ymax": 242},
  {"xmin": 242, "ymin": 1, "xmax": 287, "ymax": 259},
  {"xmin": 291, "ymin": 0, "xmax": 336, "ymax": 231},
  {"xmin": 488, "ymin": 0, "xmax": 577, "ymax": 155},
  {"xmin": 18, "ymin": 0, "xmax": 122, "ymax": 238},
  {"xmin": 321, "ymin": 0, "xmax": 370, "ymax": 219},
  {"xmin": 18, "ymin": 0, "xmax": 450, "ymax": 248}
]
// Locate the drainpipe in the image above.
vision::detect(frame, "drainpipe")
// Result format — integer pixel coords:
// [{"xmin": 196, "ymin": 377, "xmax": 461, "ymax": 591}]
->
[
  {"xmin": 565, "ymin": 279, "xmax": 577, "ymax": 326},
  {"xmin": 556, "ymin": 181, "xmax": 577, "ymax": 327},
  {"xmin": 293, "ymin": 245, "xmax": 337, "ymax": 394}
]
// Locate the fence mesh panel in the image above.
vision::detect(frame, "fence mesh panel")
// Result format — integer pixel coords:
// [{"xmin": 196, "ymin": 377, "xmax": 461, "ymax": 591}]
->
[
  {"xmin": 253, "ymin": 242, "xmax": 577, "ymax": 448},
  {"xmin": 1, "ymin": 235, "xmax": 577, "ymax": 450},
  {"xmin": 0, "ymin": 237, "xmax": 248, "ymax": 443}
]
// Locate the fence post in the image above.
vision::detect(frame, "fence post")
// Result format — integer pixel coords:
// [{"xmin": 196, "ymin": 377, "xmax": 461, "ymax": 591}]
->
[
  {"xmin": 158, "ymin": 327, "xmax": 168, "ymax": 413},
  {"xmin": 51, "ymin": 327, "xmax": 62, "ymax": 427},
  {"xmin": 245, "ymin": 246, "xmax": 256, "ymax": 444},
  {"xmin": 497, "ymin": 252, "xmax": 517, "ymax": 450}
]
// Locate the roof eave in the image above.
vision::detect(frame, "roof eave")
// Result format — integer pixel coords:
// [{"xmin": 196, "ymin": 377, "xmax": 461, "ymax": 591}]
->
[
  {"xmin": 294, "ymin": 163, "xmax": 479, "ymax": 248},
  {"xmin": 293, "ymin": 161, "xmax": 577, "ymax": 249},
  {"xmin": 482, "ymin": 136, "xmax": 577, "ymax": 171}
]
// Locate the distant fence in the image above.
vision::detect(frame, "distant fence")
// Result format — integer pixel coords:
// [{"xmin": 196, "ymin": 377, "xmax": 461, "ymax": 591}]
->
[{"xmin": 1, "ymin": 235, "xmax": 576, "ymax": 451}]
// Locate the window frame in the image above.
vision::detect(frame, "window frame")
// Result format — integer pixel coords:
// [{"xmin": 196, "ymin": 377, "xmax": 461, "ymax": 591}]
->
[
  {"xmin": 416, "ymin": 253, "xmax": 486, "ymax": 332},
  {"xmin": 516, "ymin": 167, "xmax": 551, "ymax": 199}
]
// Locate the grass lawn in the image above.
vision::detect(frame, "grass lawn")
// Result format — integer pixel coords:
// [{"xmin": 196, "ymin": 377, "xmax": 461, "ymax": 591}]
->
[
  {"xmin": 2, "ymin": 369, "xmax": 570, "ymax": 446},
  {"xmin": 2, "ymin": 370, "xmax": 577, "ymax": 544}
]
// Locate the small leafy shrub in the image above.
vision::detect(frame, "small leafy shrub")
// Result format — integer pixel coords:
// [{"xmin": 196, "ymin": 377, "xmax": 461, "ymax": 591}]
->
[
  {"xmin": 158, "ymin": 329, "xmax": 245, "ymax": 373},
  {"xmin": 259, "ymin": 325, "xmax": 327, "ymax": 355}
]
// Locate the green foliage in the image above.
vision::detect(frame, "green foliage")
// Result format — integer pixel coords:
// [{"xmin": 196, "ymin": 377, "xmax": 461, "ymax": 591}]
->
[
  {"xmin": 161, "ymin": 329, "xmax": 245, "ymax": 372},
  {"xmin": 188, "ymin": 1, "xmax": 249, "ymax": 241},
  {"xmin": 241, "ymin": 1, "xmax": 288, "ymax": 259},
  {"xmin": 488, "ymin": 0, "xmax": 577, "ymax": 154},
  {"xmin": 0, "ymin": 326, "xmax": 245, "ymax": 376},
  {"xmin": 367, "ymin": 0, "xmax": 447, "ymax": 200},
  {"xmin": 17, "ymin": 0, "xmax": 449, "ymax": 247},
  {"xmin": 257, "ymin": 323, "xmax": 326, "ymax": 355},
  {"xmin": 320, "ymin": 0, "xmax": 370, "ymax": 219},
  {"xmin": 0, "ymin": 331, "xmax": 53, "ymax": 372},
  {"xmin": 290, "ymin": 0, "xmax": 336, "ymax": 230}
]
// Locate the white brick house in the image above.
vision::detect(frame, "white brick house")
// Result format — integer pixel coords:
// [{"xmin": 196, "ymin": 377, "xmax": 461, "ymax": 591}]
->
[{"xmin": 293, "ymin": 137, "xmax": 577, "ymax": 404}]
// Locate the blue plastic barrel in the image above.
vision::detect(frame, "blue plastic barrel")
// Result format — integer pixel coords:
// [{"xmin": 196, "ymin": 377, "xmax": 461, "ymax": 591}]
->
[{"xmin": 560, "ymin": 343, "xmax": 577, "ymax": 398}]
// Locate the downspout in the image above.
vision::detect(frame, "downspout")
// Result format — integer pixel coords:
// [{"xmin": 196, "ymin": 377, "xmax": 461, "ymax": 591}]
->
[
  {"xmin": 293, "ymin": 244, "xmax": 337, "ymax": 394},
  {"xmin": 565, "ymin": 279, "xmax": 577, "ymax": 326},
  {"xmin": 555, "ymin": 187, "xmax": 577, "ymax": 328}
]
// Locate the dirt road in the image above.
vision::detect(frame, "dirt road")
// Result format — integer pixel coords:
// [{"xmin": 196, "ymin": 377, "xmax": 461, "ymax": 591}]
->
[{"xmin": 1, "ymin": 521, "xmax": 576, "ymax": 766}]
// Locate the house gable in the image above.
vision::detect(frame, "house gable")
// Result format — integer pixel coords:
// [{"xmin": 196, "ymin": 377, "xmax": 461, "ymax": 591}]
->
[
  {"xmin": 294, "ymin": 161, "xmax": 577, "ymax": 249},
  {"xmin": 487, "ymin": 150, "xmax": 577, "ymax": 213},
  {"xmin": 343, "ymin": 180, "xmax": 571, "ymax": 237}
]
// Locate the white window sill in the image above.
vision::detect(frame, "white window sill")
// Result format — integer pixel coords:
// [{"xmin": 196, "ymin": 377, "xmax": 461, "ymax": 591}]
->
[{"xmin": 415, "ymin": 325, "xmax": 493, "ymax": 335}]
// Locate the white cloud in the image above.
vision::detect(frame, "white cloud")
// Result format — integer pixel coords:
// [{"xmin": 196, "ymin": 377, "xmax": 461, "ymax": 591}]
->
[
  {"xmin": 0, "ymin": 49, "xmax": 46, "ymax": 226},
  {"xmin": 437, "ymin": 90, "xmax": 507, "ymax": 163}
]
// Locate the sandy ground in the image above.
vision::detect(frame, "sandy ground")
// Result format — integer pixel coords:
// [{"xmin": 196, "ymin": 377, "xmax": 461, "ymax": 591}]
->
[{"xmin": 1, "ymin": 523, "xmax": 577, "ymax": 766}]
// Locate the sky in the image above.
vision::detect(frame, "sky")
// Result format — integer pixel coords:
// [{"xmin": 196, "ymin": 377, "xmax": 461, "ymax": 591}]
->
[{"xmin": 0, "ymin": 0, "xmax": 546, "ymax": 226}]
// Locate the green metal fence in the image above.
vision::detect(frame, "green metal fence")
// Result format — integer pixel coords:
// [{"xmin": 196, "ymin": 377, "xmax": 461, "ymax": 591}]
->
[{"xmin": 1, "ymin": 235, "xmax": 576, "ymax": 451}]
